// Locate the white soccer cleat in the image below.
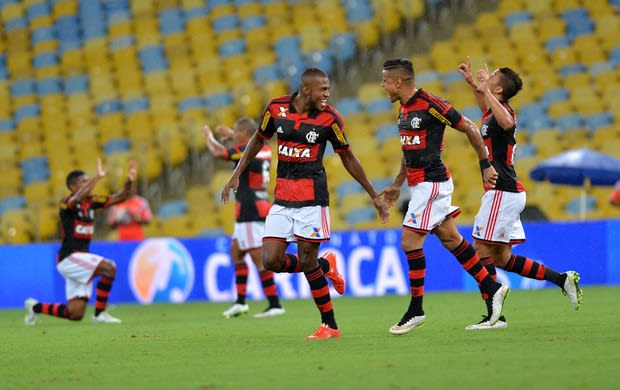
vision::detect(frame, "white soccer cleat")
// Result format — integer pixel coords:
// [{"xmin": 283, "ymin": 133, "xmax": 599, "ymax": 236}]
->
[
  {"xmin": 24, "ymin": 298, "xmax": 39, "ymax": 326},
  {"xmin": 92, "ymin": 311, "xmax": 122, "ymax": 324},
  {"xmin": 389, "ymin": 315, "xmax": 426, "ymax": 335},
  {"xmin": 466, "ymin": 315, "xmax": 508, "ymax": 330},
  {"xmin": 222, "ymin": 303, "xmax": 249, "ymax": 319},
  {"xmin": 253, "ymin": 307, "xmax": 286, "ymax": 318},
  {"xmin": 563, "ymin": 271, "xmax": 583, "ymax": 310},
  {"xmin": 489, "ymin": 284, "xmax": 509, "ymax": 325}
]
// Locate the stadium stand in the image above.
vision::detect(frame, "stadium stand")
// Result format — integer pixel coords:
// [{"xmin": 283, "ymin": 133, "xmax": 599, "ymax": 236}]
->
[{"xmin": 0, "ymin": 0, "xmax": 619, "ymax": 244}]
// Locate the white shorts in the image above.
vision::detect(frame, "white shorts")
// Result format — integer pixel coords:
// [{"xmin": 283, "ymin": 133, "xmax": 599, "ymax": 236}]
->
[
  {"xmin": 263, "ymin": 204, "xmax": 330, "ymax": 242},
  {"xmin": 232, "ymin": 221, "xmax": 265, "ymax": 250},
  {"xmin": 57, "ymin": 252, "xmax": 105, "ymax": 300},
  {"xmin": 473, "ymin": 189, "xmax": 526, "ymax": 244},
  {"xmin": 402, "ymin": 179, "xmax": 460, "ymax": 233}
]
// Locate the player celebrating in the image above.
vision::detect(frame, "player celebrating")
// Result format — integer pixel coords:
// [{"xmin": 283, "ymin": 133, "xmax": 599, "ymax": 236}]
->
[
  {"xmin": 379, "ymin": 58, "xmax": 509, "ymax": 335},
  {"xmin": 204, "ymin": 118, "xmax": 285, "ymax": 318},
  {"xmin": 222, "ymin": 67, "xmax": 390, "ymax": 340},
  {"xmin": 458, "ymin": 58, "xmax": 582, "ymax": 330},
  {"xmin": 24, "ymin": 158, "xmax": 137, "ymax": 325}
]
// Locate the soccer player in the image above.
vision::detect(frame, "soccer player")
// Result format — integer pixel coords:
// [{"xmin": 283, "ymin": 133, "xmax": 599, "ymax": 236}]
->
[
  {"xmin": 379, "ymin": 58, "xmax": 509, "ymax": 335},
  {"xmin": 24, "ymin": 158, "xmax": 137, "ymax": 326},
  {"xmin": 610, "ymin": 180, "xmax": 620, "ymax": 206},
  {"xmin": 222, "ymin": 67, "xmax": 390, "ymax": 340},
  {"xmin": 457, "ymin": 58, "xmax": 583, "ymax": 330},
  {"xmin": 204, "ymin": 118, "xmax": 285, "ymax": 319}
]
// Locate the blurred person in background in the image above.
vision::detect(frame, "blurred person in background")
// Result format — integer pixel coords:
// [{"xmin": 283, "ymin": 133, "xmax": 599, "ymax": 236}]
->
[
  {"xmin": 205, "ymin": 118, "xmax": 285, "ymax": 319},
  {"xmin": 24, "ymin": 158, "xmax": 137, "ymax": 326},
  {"xmin": 222, "ymin": 68, "xmax": 390, "ymax": 340},
  {"xmin": 610, "ymin": 180, "xmax": 620, "ymax": 206},
  {"xmin": 379, "ymin": 58, "xmax": 509, "ymax": 335},
  {"xmin": 458, "ymin": 57, "xmax": 582, "ymax": 330},
  {"xmin": 107, "ymin": 192, "xmax": 152, "ymax": 241}
]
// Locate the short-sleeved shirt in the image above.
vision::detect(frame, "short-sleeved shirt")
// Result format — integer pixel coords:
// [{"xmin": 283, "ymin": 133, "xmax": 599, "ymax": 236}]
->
[
  {"xmin": 257, "ymin": 93, "xmax": 350, "ymax": 208},
  {"xmin": 58, "ymin": 194, "xmax": 111, "ymax": 261},
  {"xmin": 225, "ymin": 143, "xmax": 272, "ymax": 222},
  {"xmin": 398, "ymin": 89, "xmax": 464, "ymax": 186},
  {"xmin": 480, "ymin": 104, "xmax": 525, "ymax": 193}
]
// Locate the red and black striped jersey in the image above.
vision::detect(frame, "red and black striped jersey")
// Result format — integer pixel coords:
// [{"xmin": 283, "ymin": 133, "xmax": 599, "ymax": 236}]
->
[
  {"xmin": 58, "ymin": 194, "xmax": 111, "ymax": 261},
  {"xmin": 225, "ymin": 143, "xmax": 272, "ymax": 222},
  {"xmin": 480, "ymin": 103, "xmax": 525, "ymax": 193},
  {"xmin": 258, "ymin": 93, "xmax": 350, "ymax": 207},
  {"xmin": 398, "ymin": 89, "xmax": 464, "ymax": 186}
]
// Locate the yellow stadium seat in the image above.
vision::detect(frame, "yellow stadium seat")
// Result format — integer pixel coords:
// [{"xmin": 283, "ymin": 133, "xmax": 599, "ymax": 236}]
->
[
  {"xmin": 550, "ymin": 0, "xmax": 581, "ymax": 13},
  {"xmin": 1, "ymin": 3, "xmax": 24, "ymax": 21},
  {"xmin": 6, "ymin": 50, "xmax": 32, "ymax": 78},
  {"xmin": 261, "ymin": 80, "xmax": 289, "ymax": 100},
  {"xmin": 209, "ymin": 4, "xmax": 236, "ymax": 20},
  {"xmin": 238, "ymin": 2, "xmax": 263, "ymax": 18},
  {"xmin": 524, "ymin": 0, "xmax": 553, "ymax": 15},
  {"xmin": 30, "ymin": 14, "xmax": 53, "ymax": 29},
  {"xmin": 1, "ymin": 209, "xmax": 33, "ymax": 244},
  {"xmin": 53, "ymin": 0, "xmax": 77, "ymax": 18},
  {"xmin": 354, "ymin": 21, "xmax": 380, "ymax": 49},
  {"xmin": 32, "ymin": 205, "xmax": 59, "ymax": 241},
  {"xmin": 108, "ymin": 20, "xmax": 132, "ymax": 40},
  {"xmin": 157, "ymin": 126, "xmax": 188, "ymax": 166},
  {"xmin": 536, "ymin": 17, "xmax": 566, "ymax": 41},
  {"xmin": 23, "ymin": 181, "xmax": 53, "ymax": 207},
  {"xmin": 97, "ymin": 113, "xmax": 126, "ymax": 144},
  {"xmin": 144, "ymin": 71, "xmax": 171, "ymax": 95}
]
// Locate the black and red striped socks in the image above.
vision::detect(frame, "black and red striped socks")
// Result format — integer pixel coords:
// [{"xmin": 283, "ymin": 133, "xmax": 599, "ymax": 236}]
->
[
  {"xmin": 451, "ymin": 239, "xmax": 500, "ymax": 296},
  {"xmin": 94, "ymin": 276, "xmax": 114, "ymax": 316},
  {"xmin": 33, "ymin": 303, "xmax": 69, "ymax": 319},
  {"xmin": 404, "ymin": 248, "xmax": 426, "ymax": 316},
  {"xmin": 259, "ymin": 270, "xmax": 281, "ymax": 308},
  {"xmin": 304, "ymin": 266, "xmax": 337, "ymax": 329},
  {"xmin": 234, "ymin": 263, "xmax": 249, "ymax": 305},
  {"xmin": 503, "ymin": 255, "xmax": 565, "ymax": 287}
]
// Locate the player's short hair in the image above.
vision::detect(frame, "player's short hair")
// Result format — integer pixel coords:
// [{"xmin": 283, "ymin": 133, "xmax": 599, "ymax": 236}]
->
[
  {"xmin": 235, "ymin": 117, "xmax": 258, "ymax": 136},
  {"xmin": 66, "ymin": 170, "xmax": 86, "ymax": 190},
  {"xmin": 300, "ymin": 67, "xmax": 329, "ymax": 88},
  {"xmin": 383, "ymin": 58, "xmax": 415, "ymax": 81},
  {"xmin": 497, "ymin": 67, "xmax": 523, "ymax": 101}
]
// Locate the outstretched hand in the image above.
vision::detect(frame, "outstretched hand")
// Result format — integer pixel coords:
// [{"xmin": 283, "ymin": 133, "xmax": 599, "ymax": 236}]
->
[
  {"xmin": 457, "ymin": 56, "xmax": 475, "ymax": 86},
  {"xmin": 372, "ymin": 196, "xmax": 390, "ymax": 224},
  {"xmin": 96, "ymin": 158, "xmax": 107, "ymax": 178},
  {"xmin": 221, "ymin": 176, "xmax": 239, "ymax": 203},
  {"xmin": 127, "ymin": 160, "xmax": 138, "ymax": 181},
  {"xmin": 379, "ymin": 184, "xmax": 401, "ymax": 208}
]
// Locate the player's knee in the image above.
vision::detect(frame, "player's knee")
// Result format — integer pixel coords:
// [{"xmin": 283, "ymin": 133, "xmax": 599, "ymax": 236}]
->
[
  {"xmin": 101, "ymin": 259, "xmax": 117, "ymax": 278},
  {"xmin": 262, "ymin": 256, "xmax": 280, "ymax": 272},
  {"xmin": 67, "ymin": 309, "xmax": 85, "ymax": 321}
]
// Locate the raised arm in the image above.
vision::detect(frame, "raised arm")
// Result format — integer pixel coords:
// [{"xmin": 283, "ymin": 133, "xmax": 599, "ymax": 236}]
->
[
  {"xmin": 338, "ymin": 149, "xmax": 389, "ymax": 223},
  {"xmin": 108, "ymin": 160, "xmax": 138, "ymax": 206},
  {"xmin": 455, "ymin": 116, "xmax": 498, "ymax": 189},
  {"xmin": 477, "ymin": 65, "xmax": 515, "ymax": 130},
  {"xmin": 203, "ymin": 125, "xmax": 228, "ymax": 159},
  {"xmin": 458, "ymin": 56, "xmax": 488, "ymax": 113},
  {"xmin": 221, "ymin": 132, "xmax": 265, "ymax": 203},
  {"xmin": 69, "ymin": 158, "xmax": 106, "ymax": 204}
]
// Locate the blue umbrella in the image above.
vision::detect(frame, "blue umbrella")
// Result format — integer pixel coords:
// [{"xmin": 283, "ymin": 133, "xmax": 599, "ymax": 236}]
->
[
  {"xmin": 530, "ymin": 148, "xmax": 620, "ymax": 219},
  {"xmin": 530, "ymin": 148, "xmax": 620, "ymax": 186}
]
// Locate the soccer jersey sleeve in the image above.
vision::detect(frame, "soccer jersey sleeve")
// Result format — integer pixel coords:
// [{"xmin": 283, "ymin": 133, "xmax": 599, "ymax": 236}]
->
[
  {"xmin": 258, "ymin": 104, "xmax": 276, "ymax": 140},
  {"xmin": 326, "ymin": 111, "xmax": 350, "ymax": 153},
  {"xmin": 91, "ymin": 194, "xmax": 112, "ymax": 209},
  {"xmin": 427, "ymin": 96, "xmax": 464, "ymax": 129},
  {"xmin": 225, "ymin": 145, "xmax": 245, "ymax": 162}
]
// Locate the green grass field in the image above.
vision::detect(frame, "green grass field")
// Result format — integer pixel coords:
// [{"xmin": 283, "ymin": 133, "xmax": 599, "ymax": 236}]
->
[{"xmin": 3, "ymin": 287, "xmax": 619, "ymax": 389}]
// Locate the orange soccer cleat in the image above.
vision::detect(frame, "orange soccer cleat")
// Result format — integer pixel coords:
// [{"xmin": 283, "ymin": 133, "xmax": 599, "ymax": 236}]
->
[
  {"xmin": 305, "ymin": 323, "xmax": 341, "ymax": 340},
  {"xmin": 321, "ymin": 251, "xmax": 345, "ymax": 295}
]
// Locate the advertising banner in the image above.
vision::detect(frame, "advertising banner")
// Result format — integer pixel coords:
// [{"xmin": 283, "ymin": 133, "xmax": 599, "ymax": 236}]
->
[{"xmin": 0, "ymin": 221, "xmax": 615, "ymax": 309}]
